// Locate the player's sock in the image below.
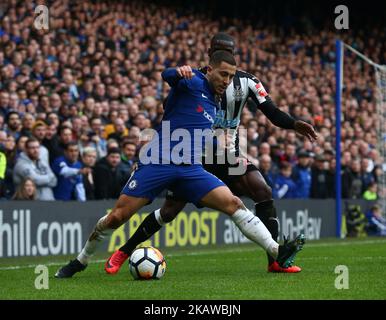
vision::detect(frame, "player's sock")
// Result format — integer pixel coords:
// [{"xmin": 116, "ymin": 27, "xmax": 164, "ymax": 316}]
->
[
  {"xmin": 77, "ymin": 214, "xmax": 113, "ymax": 265},
  {"xmin": 231, "ymin": 208, "xmax": 278, "ymax": 259},
  {"xmin": 119, "ymin": 210, "xmax": 163, "ymax": 255},
  {"xmin": 255, "ymin": 200, "xmax": 279, "ymax": 265},
  {"xmin": 154, "ymin": 209, "xmax": 166, "ymax": 226}
]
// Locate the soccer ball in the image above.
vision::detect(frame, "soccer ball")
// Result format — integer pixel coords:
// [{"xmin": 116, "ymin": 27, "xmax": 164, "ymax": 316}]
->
[{"xmin": 129, "ymin": 246, "xmax": 166, "ymax": 280}]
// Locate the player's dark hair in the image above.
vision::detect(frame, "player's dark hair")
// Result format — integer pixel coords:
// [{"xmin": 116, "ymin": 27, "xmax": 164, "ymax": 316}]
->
[
  {"xmin": 208, "ymin": 32, "xmax": 235, "ymax": 57},
  {"xmin": 208, "ymin": 50, "xmax": 236, "ymax": 67}
]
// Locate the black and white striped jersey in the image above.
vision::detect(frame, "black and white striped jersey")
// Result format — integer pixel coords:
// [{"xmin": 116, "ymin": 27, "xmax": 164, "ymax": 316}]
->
[
  {"xmin": 211, "ymin": 69, "xmax": 270, "ymax": 155},
  {"xmin": 214, "ymin": 69, "xmax": 268, "ymax": 129}
]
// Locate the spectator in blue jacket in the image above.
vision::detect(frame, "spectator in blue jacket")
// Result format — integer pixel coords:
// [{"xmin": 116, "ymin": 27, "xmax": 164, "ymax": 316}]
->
[
  {"xmin": 52, "ymin": 142, "xmax": 88, "ymax": 201},
  {"xmin": 273, "ymin": 161, "xmax": 297, "ymax": 199},
  {"xmin": 292, "ymin": 150, "xmax": 312, "ymax": 198}
]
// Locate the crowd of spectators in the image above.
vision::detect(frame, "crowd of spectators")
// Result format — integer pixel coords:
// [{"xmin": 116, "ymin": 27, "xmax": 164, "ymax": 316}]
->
[{"xmin": 0, "ymin": 0, "xmax": 385, "ymax": 201}]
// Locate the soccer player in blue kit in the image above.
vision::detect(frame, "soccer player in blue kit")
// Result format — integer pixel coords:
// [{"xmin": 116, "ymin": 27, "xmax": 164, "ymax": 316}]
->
[
  {"xmin": 106, "ymin": 33, "xmax": 315, "ymax": 275},
  {"xmin": 55, "ymin": 50, "xmax": 304, "ymax": 278}
]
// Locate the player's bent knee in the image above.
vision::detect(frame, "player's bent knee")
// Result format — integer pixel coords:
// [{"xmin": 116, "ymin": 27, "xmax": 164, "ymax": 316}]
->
[
  {"xmin": 232, "ymin": 196, "xmax": 243, "ymax": 208},
  {"xmin": 160, "ymin": 204, "xmax": 184, "ymax": 223},
  {"xmin": 253, "ymin": 184, "xmax": 272, "ymax": 202},
  {"xmin": 223, "ymin": 196, "xmax": 244, "ymax": 214},
  {"xmin": 263, "ymin": 185, "xmax": 273, "ymax": 199},
  {"xmin": 105, "ymin": 210, "xmax": 127, "ymax": 229},
  {"xmin": 160, "ymin": 199, "xmax": 186, "ymax": 223},
  {"xmin": 246, "ymin": 173, "xmax": 273, "ymax": 202},
  {"xmin": 160, "ymin": 208, "xmax": 179, "ymax": 223}
]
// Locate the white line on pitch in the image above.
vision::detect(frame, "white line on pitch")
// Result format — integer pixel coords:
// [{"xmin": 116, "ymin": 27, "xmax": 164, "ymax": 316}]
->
[{"xmin": 1, "ymin": 239, "xmax": 385, "ymax": 271}]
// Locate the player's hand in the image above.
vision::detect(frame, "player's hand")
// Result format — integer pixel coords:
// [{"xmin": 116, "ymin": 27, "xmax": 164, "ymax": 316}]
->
[
  {"xmin": 294, "ymin": 120, "xmax": 318, "ymax": 143},
  {"xmin": 176, "ymin": 65, "xmax": 195, "ymax": 79}
]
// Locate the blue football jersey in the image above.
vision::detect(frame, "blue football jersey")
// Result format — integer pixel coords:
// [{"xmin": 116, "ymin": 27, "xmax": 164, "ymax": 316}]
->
[{"xmin": 142, "ymin": 68, "xmax": 219, "ymax": 164}]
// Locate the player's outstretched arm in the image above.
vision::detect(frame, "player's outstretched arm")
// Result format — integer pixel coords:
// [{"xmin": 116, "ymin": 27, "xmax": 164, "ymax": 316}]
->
[
  {"xmin": 294, "ymin": 120, "xmax": 318, "ymax": 142},
  {"xmin": 258, "ymin": 101, "xmax": 317, "ymax": 142},
  {"xmin": 247, "ymin": 76, "xmax": 297, "ymax": 129},
  {"xmin": 259, "ymin": 99, "xmax": 295, "ymax": 128},
  {"xmin": 161, "ymin": 65, "xmax": 195, "ymax": 87},
  {"xmin": 246, "ymin": 75, "xmax": 318, "ymax": 142}
]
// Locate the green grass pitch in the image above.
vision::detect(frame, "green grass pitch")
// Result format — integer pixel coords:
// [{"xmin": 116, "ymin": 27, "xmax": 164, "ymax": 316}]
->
[{"xmin": 1, "ymin": 237, "xmax": 385, "ymax": 300}]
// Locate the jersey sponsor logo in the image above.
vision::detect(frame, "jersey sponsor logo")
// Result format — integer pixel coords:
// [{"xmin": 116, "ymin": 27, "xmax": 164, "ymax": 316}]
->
[
  {"xmin": 233, "ymin": 85, "xmax": 243, "ymax": 102},
  {"xmin": 213, "ymin": 110, "xmax": 240, "ymax": 128},
  {"xmin": 255, "ymin": 83, "xmax": 268, "ymax": 97},
  {"xmin": 196, "ymin": 105, "xmax": 214, "ymax": 123},
  {"xmin": 201, "ymin": 93, "xmax": 208, "ymax": 99}
]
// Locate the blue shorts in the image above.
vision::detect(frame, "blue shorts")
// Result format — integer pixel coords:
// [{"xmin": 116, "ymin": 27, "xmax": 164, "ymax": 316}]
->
[{"xmin": 121, "ymin": 163, "xmax": 225, "ymax": 207}]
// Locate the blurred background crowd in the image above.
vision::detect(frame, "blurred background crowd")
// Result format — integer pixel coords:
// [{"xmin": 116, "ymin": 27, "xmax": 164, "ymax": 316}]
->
[{"xmin": 0, "ymin": 0, "xmax": 385, "ymax": 201}]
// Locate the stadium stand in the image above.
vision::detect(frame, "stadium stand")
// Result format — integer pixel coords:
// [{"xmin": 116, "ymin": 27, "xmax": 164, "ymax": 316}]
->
[{"xmin": 0, "ymin": 0, "xmax": 385, "ymax": 200}]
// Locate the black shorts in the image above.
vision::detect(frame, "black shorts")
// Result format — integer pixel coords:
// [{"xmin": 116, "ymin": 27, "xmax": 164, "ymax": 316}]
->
[
  {"xmin": 165, "ymin": 157, "xmax": 258, "ymax": 201},
  {"xmin": 203, "ymin": 159, "xmax": 258, "ymax": 185}
]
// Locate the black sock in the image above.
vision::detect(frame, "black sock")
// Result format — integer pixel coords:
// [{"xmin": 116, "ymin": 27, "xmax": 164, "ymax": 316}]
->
[
  {"xmin": 255, "ymin": 200, "xmax": 279, "ymax": 265},
  {"xmin": 119, "ymin": 211, "xmax": 162, "ymax": 255}
]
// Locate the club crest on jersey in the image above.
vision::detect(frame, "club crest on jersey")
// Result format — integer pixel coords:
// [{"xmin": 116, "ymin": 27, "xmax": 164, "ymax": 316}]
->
[
  {"xmin": 128, "ymin": 180, "xmax": 138, "ymax": 190},
  {"xmin": 233, "ymin": 85, "xmax": 243, "ymax": 102}
]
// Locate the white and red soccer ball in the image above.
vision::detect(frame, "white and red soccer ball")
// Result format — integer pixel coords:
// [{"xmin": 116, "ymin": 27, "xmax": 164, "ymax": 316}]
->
[{"xmin": 129, "ymin": 246, "xmax": 166, "ymax": 280}]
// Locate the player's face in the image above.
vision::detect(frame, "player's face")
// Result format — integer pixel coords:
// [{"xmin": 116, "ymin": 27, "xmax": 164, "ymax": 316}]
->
[{"xmin": 207, "ymin": 61, "xmax": 236, "ymax": 95}]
